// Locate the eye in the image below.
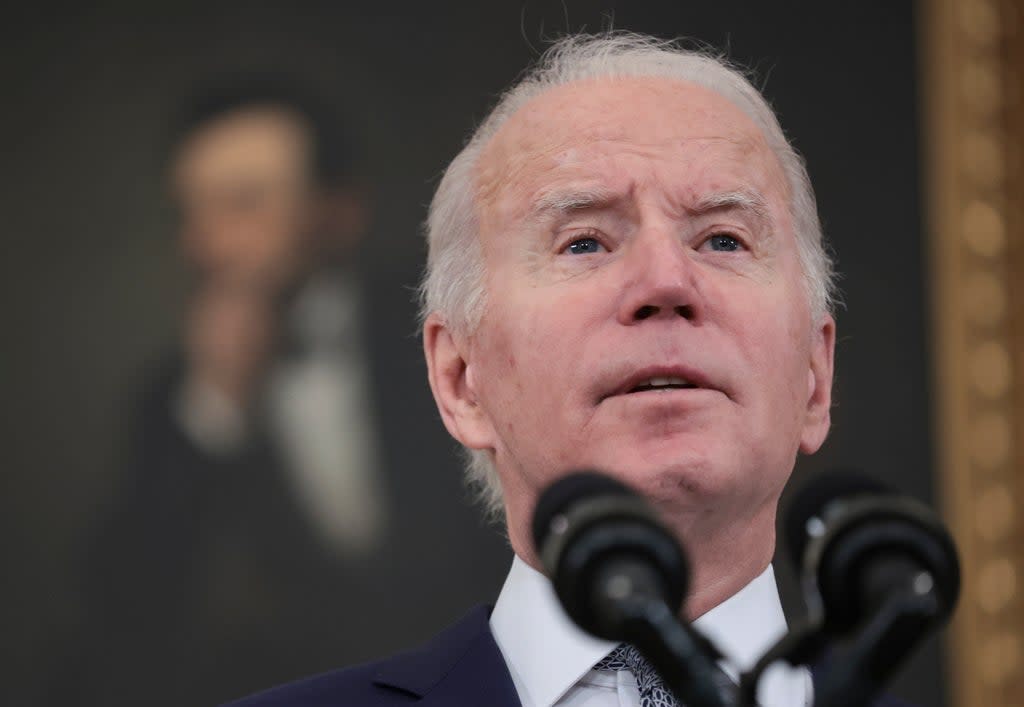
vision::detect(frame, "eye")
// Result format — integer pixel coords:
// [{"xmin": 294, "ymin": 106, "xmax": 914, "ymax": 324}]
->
[
  {"xmin": 564, "ymin": 236, "xmax": 605, "ymax": 255},
  {"xmin": 705, "ymin": 233, "xmax": 743, "ymax": 252}
]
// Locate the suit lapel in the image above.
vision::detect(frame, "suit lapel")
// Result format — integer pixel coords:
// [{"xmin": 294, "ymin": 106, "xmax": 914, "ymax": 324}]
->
[{"xmin": 372, "ymin": 605, "xmax": 521, "ymax": 706}]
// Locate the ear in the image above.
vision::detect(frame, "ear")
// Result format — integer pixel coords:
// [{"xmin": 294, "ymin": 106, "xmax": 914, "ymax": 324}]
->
[
  {"xmin": 422, "ymin": 312, "xmax": 496, "ymax": 450},
  {"xmin": 799, "ymin": 314, "xmax": 836, "ymax": 454}
]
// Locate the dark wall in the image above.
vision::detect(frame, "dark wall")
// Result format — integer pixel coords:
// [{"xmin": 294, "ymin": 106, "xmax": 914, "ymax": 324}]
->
[{"xmin": 1, "ymin": 1, "xmax": 940, "ymax": 705}]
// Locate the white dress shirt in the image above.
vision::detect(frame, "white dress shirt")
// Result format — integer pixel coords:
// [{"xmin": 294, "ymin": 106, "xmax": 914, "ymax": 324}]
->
[{"xmin": 490, "ymin": 555, "xmax": 812, "ymax": 707}]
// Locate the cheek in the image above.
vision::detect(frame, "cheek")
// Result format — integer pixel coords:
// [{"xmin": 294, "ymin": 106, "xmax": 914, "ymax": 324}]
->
[
  {"xmin": 472, "ymin": 286, "xmax": 593, "ymax": 434},
  {"xmin": 753, "ymin": 308, "xmax": 812, "ymax": 421},
  {"xmin": 726, "ymin": 279, "xmax": 811, "ymax": 399},
  {"xmin": 472, "ymin": 302, "xmax": 543, "ymax": 421},
  {"xmin": 473, "ymin": 320, "xmax": 523, "ymax": 408}
]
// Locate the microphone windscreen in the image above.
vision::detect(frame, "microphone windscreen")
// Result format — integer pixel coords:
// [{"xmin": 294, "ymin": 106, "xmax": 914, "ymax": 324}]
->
[
  {"xmin": 784, "ymin": 470, "xmax": 891, "ymax": 568},
  {"xmin": 531, "ymin": 471, "xmax": 634, "ymax": 554}
]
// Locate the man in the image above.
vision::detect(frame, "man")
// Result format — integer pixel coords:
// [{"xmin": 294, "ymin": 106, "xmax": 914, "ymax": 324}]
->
[
  {"xmin": 74, "ymin": 81, "xmax": 507, "ymax": 707},
  {"xmin": 165, "ymin": 80, "xmax": 385, "ymax": 558},
  {"xmin": 227, "ymin": 33, "xmax": 898, "ymax": 707}
]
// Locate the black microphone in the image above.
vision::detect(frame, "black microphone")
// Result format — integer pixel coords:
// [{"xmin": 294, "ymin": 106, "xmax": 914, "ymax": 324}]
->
[
  {"xmin": 785, "ymin": 470, "xmax": 960, "ymax": 637},
  {"xmin": 783, "ymin": 470, "xmax": 959, "ymax": 707},
  {"xmin": 533, "ymin": 470, "xmax": 734, "ymax": 707},
  {"xmin": 532, "ymin": 471, "xmax": 687, "ymax": 635},
  {"xmin": 739, "ymin": 471, "xmax": 960, "ymax": 707}
]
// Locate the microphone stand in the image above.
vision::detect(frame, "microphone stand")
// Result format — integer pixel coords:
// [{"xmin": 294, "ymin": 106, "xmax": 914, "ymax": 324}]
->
[
  {"xmin": 737, "ymin": 619, "xmax": 823, "ymax": 707},
  {"xmin": 590, "ymin": 559, "xmax": 739, "ymax": 707},
  {"xmin": 814, "ymin": 573, "xmax": 943, "ymax": 707},
  {"xmin": 738, "ymin": 574, "xmax": 942, "ymax": 707},
  {"xmin": 737, "ymin": 472, "xmax": 962, "ymax": 706}
]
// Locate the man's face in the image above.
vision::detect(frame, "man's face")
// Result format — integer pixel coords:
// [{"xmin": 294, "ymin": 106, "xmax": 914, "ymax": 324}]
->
[
  {"xmin": 172, "ymin": 106, "xmax": 315, "ymax": 283},
  {"xmin": 432, "ymin": 76, "xmax": 834, "ymax": 551}
]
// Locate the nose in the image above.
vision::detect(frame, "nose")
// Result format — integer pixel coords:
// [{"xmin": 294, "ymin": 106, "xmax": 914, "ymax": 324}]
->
[{"xmin": 616, "ymin": 226, "xmax": 699, "ymax": 325}]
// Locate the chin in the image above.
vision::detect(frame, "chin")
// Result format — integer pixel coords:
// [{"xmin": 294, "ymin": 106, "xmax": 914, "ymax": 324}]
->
[{"xmin": 602, "ymin": 447, "xmax": 726, "ymax": 503}]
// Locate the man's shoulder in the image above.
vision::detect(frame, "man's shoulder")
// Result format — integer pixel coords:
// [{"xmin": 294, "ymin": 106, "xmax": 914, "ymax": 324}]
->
[
  {"xmin": 221, "ymin": 605, "xmax": 520, "ymax": 707},
  {"xmin": 221, "ymin": 660, "xmax": 392, "ymax": 707}
]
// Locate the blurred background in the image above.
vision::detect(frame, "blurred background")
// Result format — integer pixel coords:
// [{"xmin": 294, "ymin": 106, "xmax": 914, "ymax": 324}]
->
[{"xmin": 2, "ymin": 1, "xmax": 1015, "ymax": 705}]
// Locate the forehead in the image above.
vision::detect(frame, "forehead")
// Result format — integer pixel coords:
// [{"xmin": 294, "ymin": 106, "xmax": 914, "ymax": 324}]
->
[
  {"xmin": 476, "ymin": 76, "xmax": 784, "ymax": 220},
  {"xmin": 173, "ymin": 107, "xmax": 312, "ymax": 193}
]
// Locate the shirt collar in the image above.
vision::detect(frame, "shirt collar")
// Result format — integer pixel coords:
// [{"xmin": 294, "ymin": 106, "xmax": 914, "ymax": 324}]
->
[
  {"xmin": 490, "ymin": 555, "xmax": 617, "ymax": 707},
  {"xmin": 489, "ymin": 556, "xmax": 794, "ymax": 707},
  {"xmin": 692, "ymin": 562, "xmax": 789, "ymax": 678}
]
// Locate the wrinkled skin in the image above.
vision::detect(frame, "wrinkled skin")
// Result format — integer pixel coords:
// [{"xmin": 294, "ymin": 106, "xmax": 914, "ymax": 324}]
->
[{"xmin": 425, "ymin": 76, "xmax": 834, "ymax": 618}]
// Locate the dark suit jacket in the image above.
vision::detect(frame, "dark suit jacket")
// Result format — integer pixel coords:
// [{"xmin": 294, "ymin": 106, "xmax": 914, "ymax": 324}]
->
[{"xmin": 223, "ymin": 605, "xmax": 910, "ymax": 706}]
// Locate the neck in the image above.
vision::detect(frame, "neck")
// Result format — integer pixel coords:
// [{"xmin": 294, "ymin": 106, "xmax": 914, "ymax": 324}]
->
[{"xmin": 680, "ymin": 507, "xmax": 776, "ymax": 619}]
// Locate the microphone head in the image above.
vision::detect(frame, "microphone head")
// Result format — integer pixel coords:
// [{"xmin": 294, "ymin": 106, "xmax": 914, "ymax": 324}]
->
[
  {"xmin": 784, "ymin": 469, "xmax": 891, "ymax": 570},
  {"xmin": 532, "ymin": 470, "xmax": 689, "ymax": 639},
  {"xmin": 531, "ymin": 471, "xmax": 634, "ymax": 554},
  {"xmin": 784, "ymin": 469, "xmax": 960, "ymax": 633}
]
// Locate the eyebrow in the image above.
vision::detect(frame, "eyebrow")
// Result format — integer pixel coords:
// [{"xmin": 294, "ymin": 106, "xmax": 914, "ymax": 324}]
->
[
  {"xmin": 527, "ymin": 186, "xmax": 619, "ymax": 222},
  {"xmin": 526, "ymin": 185, "xmax": 774, "ymax": 227},
  {"xmin": 689, "ymin": 189, "xmax": 772, "ymax": 224}
]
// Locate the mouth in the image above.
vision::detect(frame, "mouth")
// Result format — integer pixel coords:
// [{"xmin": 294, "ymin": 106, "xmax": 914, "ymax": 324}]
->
[
  {"xmin": 627, "ymin": 376, "xmax": 699, "ymax": 393},
  {"xmin": 599, "ymin": 367, "xmax": 714, "ymax": 402}
]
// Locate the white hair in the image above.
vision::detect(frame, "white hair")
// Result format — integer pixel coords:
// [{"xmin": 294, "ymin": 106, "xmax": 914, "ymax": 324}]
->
[{"xmin": 420, "ymin": 32, "xmax": 836, "ymax": 518}]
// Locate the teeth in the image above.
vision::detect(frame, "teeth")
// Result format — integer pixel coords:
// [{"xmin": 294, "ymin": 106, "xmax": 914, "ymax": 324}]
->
[
  {"xmin": 621, "ymin": 375, "xmax": 699, "ymax": 396},
  {"xmin": 647, "ymin": 376, "xmax": 689, "ymax": 387}
]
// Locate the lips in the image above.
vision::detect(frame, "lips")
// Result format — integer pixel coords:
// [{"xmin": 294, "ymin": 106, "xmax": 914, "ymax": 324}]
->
[
  {"xmin": 628, "ymin": 375, "xmax": 698, "ymax": 393},
  {"xmin": 599, "ymin": 365, "xmax": 716, "ymax": 402}
]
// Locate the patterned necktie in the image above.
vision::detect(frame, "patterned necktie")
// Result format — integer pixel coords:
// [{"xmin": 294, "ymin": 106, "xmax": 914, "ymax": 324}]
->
[{"xmin": 594, "ymin": 643, "xmax": 681, "ymax": 707}]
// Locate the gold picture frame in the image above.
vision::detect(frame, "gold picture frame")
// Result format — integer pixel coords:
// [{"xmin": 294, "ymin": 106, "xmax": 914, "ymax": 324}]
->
[{"xmin": 922, "ymin": 0, "xmax": 1023, "ymax": 703}]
